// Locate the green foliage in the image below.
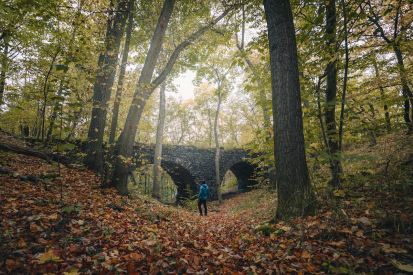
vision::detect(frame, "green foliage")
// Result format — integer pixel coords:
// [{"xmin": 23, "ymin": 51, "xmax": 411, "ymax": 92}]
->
[
  {"xmin": 226, "ymin": 177, "xmax": 238, "ymax": 188},
  {"xmin": 180, "ymin": 184, "xmax": 198, "ymax": 211}
]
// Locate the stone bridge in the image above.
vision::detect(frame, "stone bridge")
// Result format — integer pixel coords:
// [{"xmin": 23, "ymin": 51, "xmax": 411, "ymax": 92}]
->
[{"xmin": 130, "ymin": 144, "xmax": 259, "ymax": 201}]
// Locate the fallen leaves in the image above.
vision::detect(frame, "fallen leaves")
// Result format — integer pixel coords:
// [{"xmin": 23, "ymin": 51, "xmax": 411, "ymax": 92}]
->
[
  {"xmin": 1, "ymin": 137, "xmax": 413, "ymax": 275},
  {"xmin": 6, "ymin": 259, "xmax": 17, "ymax": 272},
  {"xmin": 38, "ymin": 250, "xmax": 63, "ymax": 264},
  {"xmin": 379, "ymin": 243, "xmax": 408, "ymax": 254},
  {"xmin": 391, "ymin": 259, "xmax": 413, "ymax": 272}
]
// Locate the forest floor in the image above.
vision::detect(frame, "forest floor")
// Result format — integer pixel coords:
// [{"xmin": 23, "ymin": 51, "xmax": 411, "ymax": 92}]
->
[{"xmin": 0, "ymin": 131, "xmax": 413, "ymax": 274}]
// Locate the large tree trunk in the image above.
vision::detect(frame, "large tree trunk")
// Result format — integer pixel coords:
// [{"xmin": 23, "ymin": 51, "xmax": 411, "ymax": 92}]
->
[
  {"xmin": 215, "ymin": 91, "xmax": 222, "ymax": 205},
  {"xmin": 111, "ymin": 2, "xmax": 238, "ymax": 195},
  {"xmin": 152, "ymin": 81, "xmax": 166, "ymax": 200},
  {"xmin": 264, "ymin": 0, "xmax": 316, "ymax": 221},
  {"xmin": 325, "ymin": 0, "xmax": 342, "ymax": 187},
  {"xmin": 83, "ymin": 0, "xmax": 134, "ymax": 172},
  {"xmin": 102, "ymin": 7, "xmax": 135, "ymax": 187},
  {"xmin": 109, "ymin": 7, "xmax": 134, "ymax": 144}
]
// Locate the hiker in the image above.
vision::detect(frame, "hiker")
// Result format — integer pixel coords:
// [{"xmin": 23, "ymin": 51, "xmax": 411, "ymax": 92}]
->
[{"xmin": 198, "ymin": 180, "xmax": 209, "ymax": 216}]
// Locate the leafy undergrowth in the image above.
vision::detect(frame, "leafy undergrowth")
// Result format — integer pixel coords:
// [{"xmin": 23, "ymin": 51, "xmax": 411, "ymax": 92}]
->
[{"xmin": 0, "ymin": 133, "xmax": 413, "ymax": 274}]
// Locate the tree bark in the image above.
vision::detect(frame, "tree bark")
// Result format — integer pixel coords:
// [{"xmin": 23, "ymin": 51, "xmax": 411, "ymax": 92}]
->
[
  {"xmin": 102, "ymin": 6, "xmax": 135, "ymax": 187},
  {"xmin": 264, "ymin": 0, "xmax": 316, "ymax": 221},
  {"xmin": 393, "ymin": 45, "xmax": 413, "ymax": 134},
  {"xmin": 374, "ymin": 63, "xmax": 391, "ymax": 131},
  {"xmin": 325, "ymin": 0, "xmax": 342, "ymax": 187},
  {"xmin": 152, "ymin": 81, "xmax": 166, "ymax": 200},
  {"xmin": 215, "ymin": 90, "xmax": 222, "ymax": 205},
  {"xmin": 0, "ymin": 142, "xmax": 51, "ymax": 163},
  {"xmin": 338, "ymin": 0, "xmax": 348, "ymax": 152},
  {"xmin": 109, "ymin": 7, "xmax": 134, "ymax": 144},
  {"xmin": 46, "ymin": 108, "xmax": 58, "ymax": 143},
  {"xmin": 0, "ymin": 31, "xmax": 9, "ymax": 104},
  {"xmin": 66, "ymin": 107, "xmax": 83, "ymax": 140},
  {"xmin": 207, "ymin": 107, "xmax": 213, "ymax": 147},
  {"xmin": 84, "ymin": 0, "xmax": 134, "ymax": 172},
  {"xmin": 41, "ymin": 49, "xmax": 60, "ymax": 142}
]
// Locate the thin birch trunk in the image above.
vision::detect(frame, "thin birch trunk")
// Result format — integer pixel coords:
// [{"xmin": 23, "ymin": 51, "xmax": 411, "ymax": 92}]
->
[{"xmin": 152, "ymin": 81, "xmax": 166, "ymax": 200}]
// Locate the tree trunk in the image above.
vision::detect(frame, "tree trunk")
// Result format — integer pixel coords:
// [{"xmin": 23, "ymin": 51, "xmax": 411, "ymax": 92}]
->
[
  {"xmin": 46, "ymin": 80, "xmax": 64, "ymax": 143},
  {"xmin": 338, "ymin": 0, "xmax": 348, "ymax": 151},
  {"xmin": 130, "ymin": 172, "xmax": 138, "ymax": 186},
  {"xmin": 0, "ymin": 31, "xmax": 9, "ymax": 104},
  {"xmin": 152, "ymin": 81, "xmax": 166, "ymax": 200},
  {"xmin": 264, "ymin": 0, "xmax": 316, "ymax": 221},
  {"xmin": 207, "ymin": 108, "xmax": 213, "ymax": 147},
  {"xmin": 325, "ymin": 0, "xmax": 342, "ymax": 187},
  {"xmin": 102, "ymin": 7, "xmax": 135, "ymax": 187},
  {"xmin": 41, "ymin": 50, "xmax": 60, "ymax": 142},
  {"xmin": 109, "ymin": 7, "xmax": 134, "ymax": 144},
  {"xmin": 111, "ymin": 0, "xmax": 176, "ymax": 196},
  {"xmin": 66, "ymin": 107, "xmax": 83, "ymax": 140},
  {"xmin": 145, "ymin": 172, "xmax": 147, "ymax": 195},
  {"xmin": 374, "ymin": 63, "xmax": 391, "ymax": 131},
  {"xmin": 84, "ymin": 0, "xmax": 134, "ymax": 172},
  {"xmin": 46, "ymin": 108, "xmax": 58, "ymax": 143},
  {"xmin": 215, "ymin": 91, "xmax": 222, "ymax": 205},
  {"xmin": 0, "ymin": 142, "xmax": 51, "ymax": 163},
  {"xmin": 393, "ymin": 45, "xmax": 413, "ymax": 134}
]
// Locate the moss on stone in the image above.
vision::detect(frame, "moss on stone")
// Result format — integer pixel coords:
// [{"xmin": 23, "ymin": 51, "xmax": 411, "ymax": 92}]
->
[{"xmin": 253, "ymin": 225, "xmax": 278, "ymax": 236}]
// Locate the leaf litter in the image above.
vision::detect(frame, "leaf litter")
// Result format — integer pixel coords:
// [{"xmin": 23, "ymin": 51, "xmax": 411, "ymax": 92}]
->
[{"xmin": 0, "ymin": 134, "xmax": 413, "ymax": 274}]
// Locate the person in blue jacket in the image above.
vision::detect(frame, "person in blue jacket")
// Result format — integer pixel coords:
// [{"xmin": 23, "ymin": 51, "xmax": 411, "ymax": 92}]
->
[{"xmin": 198, "ymin": 180, "xmax": 210, "ymax": 216}]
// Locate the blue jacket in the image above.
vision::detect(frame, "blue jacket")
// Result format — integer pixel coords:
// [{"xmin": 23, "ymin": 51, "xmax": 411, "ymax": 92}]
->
[{"xmin": 198, "ymin": 184, "xmax": 209, "ymax": 200}]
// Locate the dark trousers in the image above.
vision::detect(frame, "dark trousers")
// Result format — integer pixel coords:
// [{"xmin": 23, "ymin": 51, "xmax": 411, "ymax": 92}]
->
[{"xmin": 198, "ymin": 199, "xmax": 207, "ymax": 215}]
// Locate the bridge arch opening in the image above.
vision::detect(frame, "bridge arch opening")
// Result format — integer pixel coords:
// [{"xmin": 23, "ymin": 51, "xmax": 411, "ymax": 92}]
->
[
  {"xmin": 127, "ymin": 161, "xmax": 198, "ymax": 203},
  {"xmin": 128, "ymin": 164, "xmax": 178, "ymax": 203},
  {"xmin": 223, "ymin": 161, "xmax": 258, "ymax": 193}
]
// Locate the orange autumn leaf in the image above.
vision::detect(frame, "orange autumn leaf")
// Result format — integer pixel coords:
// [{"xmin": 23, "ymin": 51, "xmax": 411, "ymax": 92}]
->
[{"xmin": 6, "ymin": 259, "xmax": 17, "ymax": 272}]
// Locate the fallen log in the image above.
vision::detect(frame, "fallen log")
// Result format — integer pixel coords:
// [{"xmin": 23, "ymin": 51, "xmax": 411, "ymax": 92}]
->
[{"xmin": 0, "ymin": 142, "xmax": 52, "ymax": 163}]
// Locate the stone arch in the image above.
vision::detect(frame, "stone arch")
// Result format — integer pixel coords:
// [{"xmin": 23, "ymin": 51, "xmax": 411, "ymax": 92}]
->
[
  {"xmin": 131, "ymin": 144, "xmax": 201, "ymax": 202},
  {"xmin": 130, "ymin": 143, "xmax": 260, "ymax": 201},
  {"xmin": 220, "ymin": 149, "xmax": 259, "ymax": 193},
  {"xmin": 160, "ymin": 160, "xmax": 198, "ymax": 202},
  {"xmin": 228, "ymin": 161, "xmax": 258, "ymax": 192}
]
